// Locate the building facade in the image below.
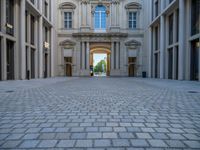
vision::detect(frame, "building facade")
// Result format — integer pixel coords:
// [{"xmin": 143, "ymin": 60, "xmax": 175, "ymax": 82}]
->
[
  {"xmin": 148, "ymin": 0, "xmax": 200, "ymax": 81},
  {"xmin": 56, "ymin": 0, "xmax": 149, "ymax": 77},
  {"xmin": 0, "ymin": 0, "xmax": 57, "ymax": 81}
]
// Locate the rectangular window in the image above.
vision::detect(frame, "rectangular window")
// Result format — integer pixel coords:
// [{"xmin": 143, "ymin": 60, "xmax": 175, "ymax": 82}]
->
[
  {"xmin": 45, "ymin": 27, "xmax": 48, "ymax": 42},
  {"xmin": 155, "ymin": 1, "xmax": 159, "ymax": 17},
  {"xmin": 6, "ymin": 0, "xmax": 14, "ymax": 35},
  {"xmin": 155, "ymin": 26, "xmax": 159, "ymax": 50},
  {"xmin": 168, "ymin": 14, "xmax": 173, "ymax": 45},
  {"xmin": 154, "ymin": 53, "xmax": 159, "ymax": 78},
  {"xmin": 64, "ymin": 12, "xmax": 72, "ymax": 29},
  {"xmin": 129, "ymin": 12, "xmax": 137, "ymax": 29},
  {"xmin": 176, "ymin": 9, "xmax": 179, "ymax": 42},
  {"xmin": 25, "ymin": 11, "xmax": 28, "ymax": 42},
  {"xmin": 44, "ymin": 2, "xmax": 48, "ymax": 18},
  {"xmin": 30, "ymin": 15, "xmax": 35, "ymax": 45},
  {"xmin": 175, "ymin": 46, "xmax": 179, "ymax": 80},
  {"xmin": 191, "ymin": 0, "xmax": 200, "ymax": 35},
  {"xmin": 169, "ymin": 0, "xmax": 173, "ymax": 4}
]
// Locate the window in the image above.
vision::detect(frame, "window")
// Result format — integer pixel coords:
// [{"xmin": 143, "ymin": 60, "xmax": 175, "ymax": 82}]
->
[
  {"xmin": 155, "ymin": 1, "xmax": 158, "ymax": 17},
  {"xmin": 64, "ymin": 12, "xmax": 72, "ymax": 29},
  {"xmin": 94, "ymin": 5, "xmax": 106, "ymax": 31},
  {"xmin": 25, "ymin": 11, "xmax": 28, "ymax": 42},
  {"xmin": 168, "ymin": 14, "xmax": 173, "ymax": 45},
  {"xmin": 44, "ymin": 2, "xmax": 48, "ymax": 18},
  {"xmin": 191, "ymin": 0, "xmax": 200, "ymax": 35},
  {"xmin": 30, "ymin": 15, "xmax": 35, "ymax": 45},
  {"xmin": 155, "ymin": 26, "xmax": 159, "ymax": 50},
  {"xmin": 129, "ymin": 12, "xmax": 137, "ymax": 29},
  {"xmin": 6, "ymin": 0, "xmax": 14, "ymax": 35},
  {"xmin": 45, "ymin": 27, "xmax": 48, "ymax": 42}
]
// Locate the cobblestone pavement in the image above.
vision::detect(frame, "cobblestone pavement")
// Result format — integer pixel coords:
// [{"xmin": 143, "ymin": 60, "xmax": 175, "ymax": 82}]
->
[{"xmin": 0, "ymin": 77, "xmax": 200, "ymax": 150}]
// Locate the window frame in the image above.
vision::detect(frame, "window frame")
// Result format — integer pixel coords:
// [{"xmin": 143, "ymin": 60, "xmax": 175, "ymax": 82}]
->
[
  {"xmin": 64, "ymin": 12, "xmax": 72, "ymax": 29},
  {"xmin": 94, "ymin": 5, "xmax": 107, "ymax": 32},
  {"xmin": 128, "ymin": 11, "xmax": 137, "ymax": 30}
]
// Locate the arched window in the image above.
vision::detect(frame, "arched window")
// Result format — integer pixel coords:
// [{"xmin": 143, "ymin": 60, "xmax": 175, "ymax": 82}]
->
[{"xmin": 94, "ymin": 5, "xmax": 106, "ymax": 31}]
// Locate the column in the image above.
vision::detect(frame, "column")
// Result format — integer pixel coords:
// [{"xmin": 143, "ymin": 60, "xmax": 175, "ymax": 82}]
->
[
  {"xmin": 81, "ymin": 42, "xmax": 85, "ymax": 69},
  {"xmin": 111, "ymin": 42, "xmax": 114, "ymax": 70},
  {"xmin": 38, "ymin": 16, "xmax": 43, "ymax": 78},
  {"xmin": 20, "ymin": 0, "xmax": 26, "ymax": 79},
  {"xmin": 86, "ymin": 42, "xmax": 90, "ymax": 70},
  {"xmin": 50, "ymin": 28, "xmax": 54, "ymax": 77},
  {"xmin": 148, "ymin": 27, "xmax": 152, "ymax": 78},
  {"xmin": 160, "ymin": 15, "xmax": 165, "ymax": 79},
  {"xmin": 178, "ymin": 0, "xmax": 185, "ymax": 80},
  {"xmin": 116, "ymin": 42, "xmax": 119, "ymax": 69}
]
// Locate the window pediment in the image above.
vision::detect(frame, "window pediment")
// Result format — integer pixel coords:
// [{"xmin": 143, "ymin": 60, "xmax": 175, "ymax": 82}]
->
[
  {"xmin": 125, "ymin": 2, "xmax": 142, "ymax": 10},
  {"xmin": 59, "ymin": 2, "xmax": 76, "ymax": 9},
  {"xmin": 125, "ymin": 39, "xmax": 141, "ymax": 47},
  {"xmin": 60, "ymin": 40, "xmax": 76, "ymax": 47}
]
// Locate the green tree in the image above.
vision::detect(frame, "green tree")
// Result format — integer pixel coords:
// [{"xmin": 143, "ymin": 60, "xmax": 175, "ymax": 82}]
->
[{"xmin": 94, "ymin": 60, "xmax": 107, "ymax": 73}]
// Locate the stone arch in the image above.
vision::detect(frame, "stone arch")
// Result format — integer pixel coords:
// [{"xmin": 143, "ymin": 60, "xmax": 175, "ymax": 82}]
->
[{"xmin": 125, "ymin": 2, "xmax": 142, "ymax": 10}]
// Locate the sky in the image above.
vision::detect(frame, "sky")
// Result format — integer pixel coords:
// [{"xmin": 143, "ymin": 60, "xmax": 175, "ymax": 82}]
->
[{"xmin": 93, "ymin": 54, "xmax": 107, "ymax": 66}]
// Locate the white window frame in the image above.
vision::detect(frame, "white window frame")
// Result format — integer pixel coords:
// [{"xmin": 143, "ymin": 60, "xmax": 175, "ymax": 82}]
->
[
  {"xmin": 128, "ymin": 12, "xmax": 137, "ymax": 29},
  {"xmin": 64, "ymin": 12, "xmax": 72, "ymax": 29}
]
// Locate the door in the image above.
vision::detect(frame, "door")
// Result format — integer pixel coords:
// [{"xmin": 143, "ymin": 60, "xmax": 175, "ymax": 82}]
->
[
  {"xmin": 31, "ymin": 48, "xmax": 35, "ymax": 79},
  {"xmin": 65, "ymin": 57, "xmax": 72, "ymax": 77},
  {"xmin": 191, "ymin": 39, "xmax": 199, "ymax": 80},
  {"xmin": 6, "ymin": 40, "xmax": 14, "ymax": 80},
  {"xmin": 129, "ymin": 57, "xmax": 136, "ymax": 77},
  {"xmin": 44, "ymin": 53, "xmax": 48, "ymax": 78}
]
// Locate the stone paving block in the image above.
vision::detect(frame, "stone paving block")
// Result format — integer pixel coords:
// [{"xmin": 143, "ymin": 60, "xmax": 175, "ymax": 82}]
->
[
  {"xmin": 183, "ymin": 140, "xmax": 200, "ymax": 148},
  {"xmin": 55, "ymin": 133, "xmax": 71, "ymax": 139},
  {"xmin": 26, "ymin": 128, "xmax": 41, "ymax": 133},
  {"xmin": 38, "ymin": 140, "xmax": 58, "ymax": 148},
  {"xmin": 99, "ymin": 127, "xmax": 112, "ymax": 132},
  {"xmin": 130, "ymin": 139, "xmax": 149, "ymax": 147},
  {"xmin": 57, "ymin": 140, "xmax": 76, "ymax": 147},
  {"xmin": 150, "ymin": 133, "xmax": 169, "ymax": 139},
  {"xmin": 112, "ymin": 139, "xmax": 130, "ymax": 147},
  {"xmin": 119, "ymin": 132, "xmax": 135, "ymax": 138},
  {"xmin": 183, "ymin": 133, "xmax": 200, "ymax": 140},
  {"xmin": 22, "ymin": 133, "xmax": 39, "ymax": 139},
  {"xmin": 103, "ymin": 132, "xmax": 118, "ymax": 138},
  {"xmin": 19, "ymin": 140, "xmax": 40, "ymax": 148},
  {"xmin": 71, "ymin": 127, "xmax": 85, "ymax": 132},
  {"xmin": 167, "ymin": 133, "xmax": 186, "ymax": 140},
  {"xmin": 165, "ymin": 140, "xmax": 186, "ymax": 148},
  {"xmin": 71, "ymin": 133, "xmax": 87, "ymax": 139},
  {"xmin": 75, "ymin": 140, "xmax": 93, "ymax": 147},
  {"xmin": 55, "ymin": 127, "xmax": 69, "ymax": 132},
  {"xmin": 148, "ymin": 139, "xmax": 168, "ymax": 147},
  {"xmin": 86, "ymin": 127, "xmax": 98, "ymax": 132},
  {"xmin": 39, "ymin": 133, "xmax": 56, "ymax": 139},
  {"xmin": 94, "ymin": 139, "xmax": 111, "ymax": 147},
  {"xmin": 40, "ymin": 127, "xmax": 55, "ymax": 132},
  {"xmin": 1, "ymin": 140, "xmax": 22, "ymax": 148},
  {"xmin": 136, "ymin": 133, "xmax": 152, "ymax": 139},
  {"xmin": 6, "ymin": 133, "xmax": 24, "ymax": 140},
  {"xmin": 113, "ymin": 127, "xmax": 126, "ymax": 132},
  {"xmin": 87, "ymin": 132, "xmax": 102, "ymax": 139}
]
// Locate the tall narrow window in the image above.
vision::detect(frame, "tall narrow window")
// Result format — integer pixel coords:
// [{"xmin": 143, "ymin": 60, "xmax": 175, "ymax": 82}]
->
[
  {"xmin": 30, "ymin": 15, "xmax": 35, "ymax": 45},
  {"xmin": 155, "ymin": 26, "xmax": 159, "ymax": 50},
  {"xmin": 44, "ymin": 2, "xmax": 48, "ymax": 18},
  {"xmin": 25, "ymin": 11, "xmax": 28, "ymax": 42},
  {"xmin": 94, "ymin": 5, "xmax": 106, "ymax": 31},
  {"xmin": 64, "ymin": 12, "xmax": 72, "ymax": 29},
  {"xmin": 6, "ymin": 0, "xmax": 14, "ymax": 35},
  {"xmin": 129, "ymin": 12, "xmax": 137, "ymax": 29},
  {"xmin": 168, "ymin": 14, "xmax": 173, "ymax": 45},
  {"xmin": 155, "ymin": 1, "xmax": 158, "ymax": 17},
  {"xmin": 191, "ymin": 0, "xmax": 200, "ymax": 35}
]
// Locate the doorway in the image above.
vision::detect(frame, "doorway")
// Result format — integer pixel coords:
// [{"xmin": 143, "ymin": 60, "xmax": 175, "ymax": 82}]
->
[
  {"xmin": 129, "ymin": 57, "xmax": 137, "ymax": 77},
  {"xmin": 191, "ymin": 39, "xmax": 199, "ymax": 81},
  {"xmin": 90, "ymin": 48, "xmax": 111, "ymax": 77},
  {"xmin": 6, "ymin": 40, "xmax": 14, "ymax": 80},
  {"xmin": 65, "ymin": 57, "xmax": 72, "ymax": 77}
]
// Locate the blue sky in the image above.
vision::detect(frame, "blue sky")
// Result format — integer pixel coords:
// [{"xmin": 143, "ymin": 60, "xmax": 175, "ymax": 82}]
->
[{"xmin": 93, "ymin": 54, "xmax": 107, "ymax": 66}]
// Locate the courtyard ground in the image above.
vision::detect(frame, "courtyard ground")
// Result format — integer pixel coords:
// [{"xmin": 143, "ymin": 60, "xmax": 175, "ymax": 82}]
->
[{"xmin": 0, "ymin": 77, "xmax": 200, "ymax": 150}]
